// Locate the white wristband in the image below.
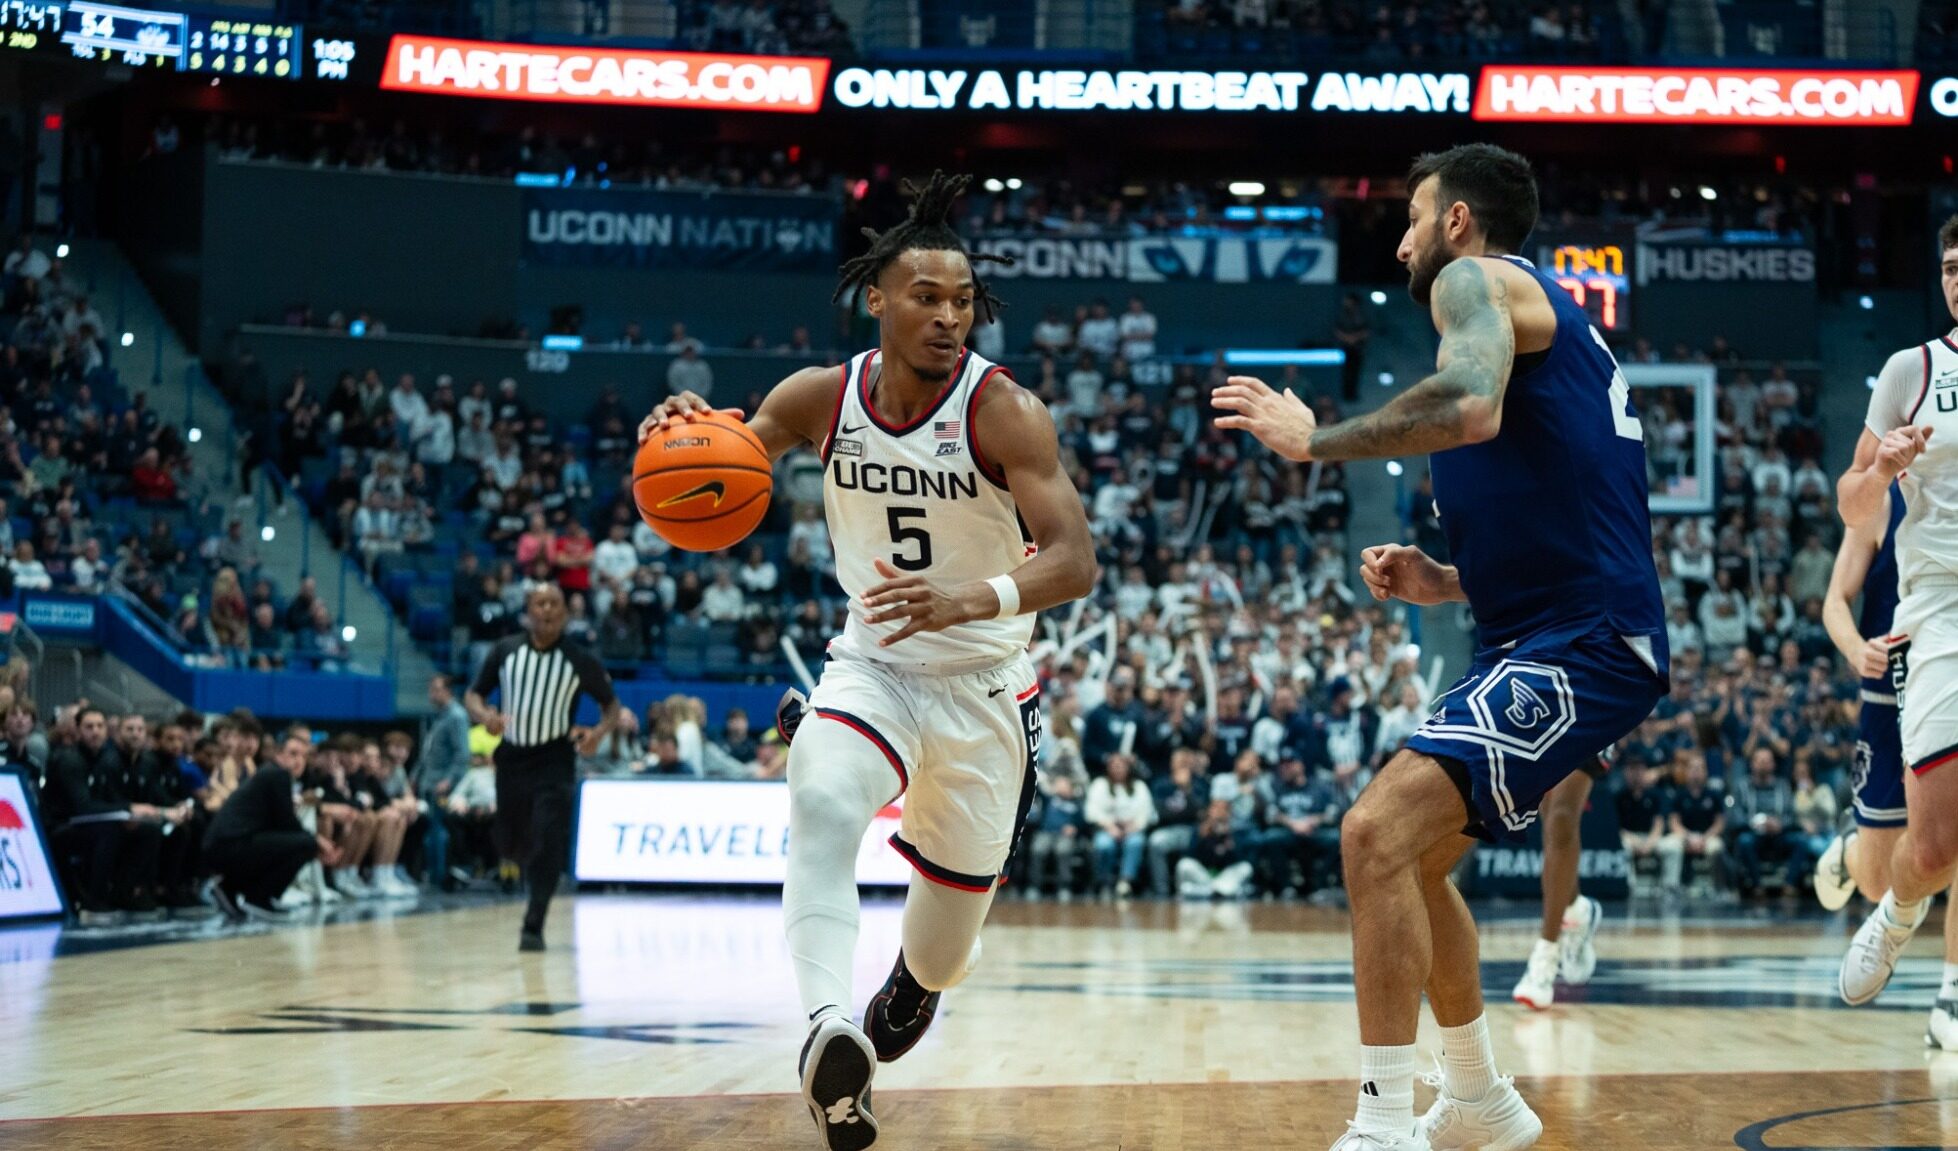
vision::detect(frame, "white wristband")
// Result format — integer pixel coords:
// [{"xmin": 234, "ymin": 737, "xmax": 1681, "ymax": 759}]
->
[{"xmin": 985, "ymin": 574, "xmax": 1021, "ymax": 619}]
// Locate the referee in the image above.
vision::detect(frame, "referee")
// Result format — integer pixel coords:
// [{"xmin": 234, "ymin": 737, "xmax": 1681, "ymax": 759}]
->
[{"xmin": 466, "ymin": 582, "xmax": 620, "ymax": 952}]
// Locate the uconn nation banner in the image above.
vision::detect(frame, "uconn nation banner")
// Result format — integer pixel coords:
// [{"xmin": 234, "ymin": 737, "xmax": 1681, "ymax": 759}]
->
[
  {"xmin": 973, "ymin": 235, "xmax": 1338, "ymax": 283},
  {"xmin": 522, "ymin": 187, "xmax": 840, "ymax": 271}
]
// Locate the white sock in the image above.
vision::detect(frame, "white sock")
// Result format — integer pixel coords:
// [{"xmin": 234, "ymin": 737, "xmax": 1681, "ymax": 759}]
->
[
  {"xmin": 1941, "ymin": 962, "xmax": 1958, "ymax": 996},
  {"xmin": 1440, "ymin": 1015, "xmax": 1499, "ymax": 1103},
  {"xmin": 1530, "ymin": 938, "xmax": 1559, "ymax": 966},
  {"xmin": 1883, "ymin": 890, "xmax": 1925, "ymax": 927},
  {"xmin": 1355, "ymin": 1043, "xmax": 1417, "ymax": 1135}
]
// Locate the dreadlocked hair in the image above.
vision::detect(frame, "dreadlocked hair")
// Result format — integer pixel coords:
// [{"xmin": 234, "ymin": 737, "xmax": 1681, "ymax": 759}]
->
[{"xmin": 831, "ymin": 170, "xmax": 1014, "ymax": 323}]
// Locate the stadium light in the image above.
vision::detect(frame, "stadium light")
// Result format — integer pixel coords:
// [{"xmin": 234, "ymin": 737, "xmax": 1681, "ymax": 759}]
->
[
  {"xmin": 1378, "ymin": 372, "xmax": 1395, "ymax": 386},
  {"xmin": 187, "ymin": 427, "xmax": 202, "ymax": 443},
  {"xmin": 260, "ymin": 525, "xmax": 275, "ymax": 542},
  {"xmin": 55, "ymin": 243, "xmax": 68, "ymax": 258},
  {"xmin": 1859, "ymin": 295, "xmax": 1875, "ymax": 310},
  {"xmin": 1006, "ymin": 178, "xmax": 1023, "ymax": 190},
  {"xmin": 1369, "ymin": 290, "xmax": 1388, "ymax": 305},
  {"xmin": 1698, "ymin": 186, "xmax": 1718, "ymax": 201},
  {"xmin": 983, "ymin": 178, "xmax": 1004, "ymax": 193},
  {"xmin": 119, "ymin": 332, "xmax": 133, "ymax": 347},
  {"xmin": 342, "ymin": 625, "xmax": 358, "ymax": 643},
  {"xmin": 1867, "ymin": 375, "xmax": 1879, "ymax": 389},
  {"xmin": 1386, "ymin": 460, "xmax": 1405, "ymax": 477},
  {"xmin": 1227, "ymin": 181, "xmax": 1265, "ymax": 197}
]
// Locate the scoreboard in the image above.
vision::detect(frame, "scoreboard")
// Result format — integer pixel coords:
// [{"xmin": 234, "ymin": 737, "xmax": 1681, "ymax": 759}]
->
[
  {"xmin": 0, "ymin": 1, "xmax": 312, "ymax": 79},
  {"xmin": 1533, "ymin": 225, "xmax": 1636, "ymax": 336},
  {"xmin": 184, "ymin": 16, "xmax": 298, "ymax": 79}
]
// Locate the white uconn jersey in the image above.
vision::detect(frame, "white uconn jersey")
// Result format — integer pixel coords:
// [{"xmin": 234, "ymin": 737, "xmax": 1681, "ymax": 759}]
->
[
  {"xmin": 1870, "ymin": 334, "xmax": 1958, "ymax": 584},
  {"xmin": 820, "ymin": 347, "xmax": 1035, "ymax": 669}
]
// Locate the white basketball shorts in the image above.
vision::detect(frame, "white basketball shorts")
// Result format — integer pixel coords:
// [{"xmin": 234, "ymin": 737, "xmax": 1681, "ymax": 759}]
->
[
  {"xmin": 1891, "ymin": 576, "xmax": 1958, "ymax": 777},
  {"xmin": 805, "ymin": 650, "xmax": 1042, "ymax": 891}
]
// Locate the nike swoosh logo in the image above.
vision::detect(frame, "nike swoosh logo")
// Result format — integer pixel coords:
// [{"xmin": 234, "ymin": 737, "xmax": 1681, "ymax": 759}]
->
[
  {"xmin": 840, "ymin": 423, "xmax": 866, "ymax": 435},
  {"xmin": 988, "ymin": 687, "xmax": 1006, "ymax": 697},
  {"xmin": 656, "ymin": 481, "xmax": 727, "ymax": 509}
]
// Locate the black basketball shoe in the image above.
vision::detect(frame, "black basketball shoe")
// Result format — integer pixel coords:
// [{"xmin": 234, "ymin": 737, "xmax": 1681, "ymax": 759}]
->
[
  {"xmin": 799, "ymin": 1010, "xmax": 878, "ymax": 1151},
  {"xmin": 865, "ymin": 951, "xmax": 940, "ymax": 1064}
]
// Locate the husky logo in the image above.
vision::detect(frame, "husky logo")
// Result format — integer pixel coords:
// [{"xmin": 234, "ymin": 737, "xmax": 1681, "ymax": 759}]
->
[{"xmin": 1505, "ymin": 679, "xmax": 1550, "ymax": 729}]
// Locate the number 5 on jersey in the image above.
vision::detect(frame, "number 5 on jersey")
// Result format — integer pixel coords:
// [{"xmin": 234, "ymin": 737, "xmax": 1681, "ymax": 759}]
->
[{"xmin": 887, "ymin": 506, "xmax": 932, "ymax": 572}]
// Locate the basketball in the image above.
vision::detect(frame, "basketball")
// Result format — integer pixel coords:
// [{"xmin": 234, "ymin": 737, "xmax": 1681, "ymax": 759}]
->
[{"xmin": 632, "ymin": 412, "xmax": 772, "ymax": 552}]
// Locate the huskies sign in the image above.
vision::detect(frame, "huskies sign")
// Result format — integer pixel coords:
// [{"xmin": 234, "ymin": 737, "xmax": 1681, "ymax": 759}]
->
[{"xmin": 973, "ymin": 236, "xmax": 1336, "ymax": 283}]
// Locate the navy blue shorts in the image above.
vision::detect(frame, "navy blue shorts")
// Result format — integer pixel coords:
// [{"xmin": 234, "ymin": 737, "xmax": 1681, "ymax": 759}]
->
[
  {"xmin": 1852, "ymin": 689, "xmax": 1906, "ymax": 829},
  {"xmin": 1406, "ymin": 624, "xmax": 1666, "ymax": 843}
]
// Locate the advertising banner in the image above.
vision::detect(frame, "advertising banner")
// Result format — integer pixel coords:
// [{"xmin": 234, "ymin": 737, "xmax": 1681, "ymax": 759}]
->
[
  {"xmin": 21, "ymin": 595, "xmax": 97, "ymax": 636},
  {"xmin": 1473, "ymin": 66, "xmax": 1917, "ymax": 125},
  {"xmin": 831, "ymin": 66, "xmax": 1472, "ymax": 114},
  {"xmin": 382, "ymin": 35, "xmax": 829, "ymax": 111},
  {"xmin": 0, "ymin": 772, "xmax": 66, "ymax": 920},
  {"xmin": 973, "ymin": 235, "xmax": 1337, "ymax": 283},
  {"xmin": 574, "ymin": 779, "xmax": 912, "ymax": 886},
  {"xmin": 522, "ymin": 187, "xmax": 840, "ymax": 272}
]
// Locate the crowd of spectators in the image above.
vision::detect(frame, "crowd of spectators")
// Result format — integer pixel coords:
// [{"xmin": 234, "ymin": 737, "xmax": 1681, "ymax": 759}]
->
[
  {"xmin": 0, "ymin": 233, "xmax": 360, "ymax": 672},
  {"xmin": 676, "ymin": 0, "xmax": 855, "ymax": 55},
  {"xmin": 1155, "ymin": 0, "xmax": 1624, "ymax": 61},
  {"xmin": 18, "ymin": 674, "xmax": 526, "ymax": 923}
]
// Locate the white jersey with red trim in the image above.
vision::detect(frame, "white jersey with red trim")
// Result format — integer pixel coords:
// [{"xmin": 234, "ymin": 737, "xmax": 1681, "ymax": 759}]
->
[
  {"xmin": 818, "ymin": 346, "xmax": 1035, "ymax": 669},
  {"xmin": 1868, "ymin": 332, "xmax": 1958, "ymax": 584}
]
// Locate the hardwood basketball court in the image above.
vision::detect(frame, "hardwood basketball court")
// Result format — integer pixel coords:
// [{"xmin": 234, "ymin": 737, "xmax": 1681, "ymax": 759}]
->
[{"xmin": 0, "ymin": 894, "xmax": 1952, "ymax": 1150}]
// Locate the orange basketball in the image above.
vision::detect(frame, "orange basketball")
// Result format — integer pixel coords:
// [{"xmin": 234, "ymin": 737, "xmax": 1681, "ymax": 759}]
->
[{"xmin": 632, "ymin": 412, "xmax": 772, "ymax": 552}]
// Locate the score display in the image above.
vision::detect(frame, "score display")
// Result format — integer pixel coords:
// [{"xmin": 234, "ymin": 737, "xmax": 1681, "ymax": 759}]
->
[
  {"xmin": 0, "ymin": 2, "xmax": 62, "ymax": 52},
  {"xmin": 62, "ymin": 1, "xmax": 182, "ymax": 67},
  {"xmin": 0, "ymin": 2, "xmax": 309, "ymax": 79},
  {"xmin": 184, "ymin": 16, "xmax": 298, "ymax": 78},
  {"xmin": 1534, "ymin": 227, "xmax": 1635, "ymax": 336}
]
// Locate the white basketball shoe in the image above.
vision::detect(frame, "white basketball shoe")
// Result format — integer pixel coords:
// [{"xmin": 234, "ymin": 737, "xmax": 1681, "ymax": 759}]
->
[
  {"xmin": 1511, "ymin": 942, "xmax": 1558, "ymax": 1011},
  {"xmin": 1812, "ymin": 826, "xmax": 1858, "ymax": 912},
  {"xmin": 1558, "ymin": 896, "xmax": 1601, "ymax": 986},
  {"xmin": 1419, "ymin": 1068, "xmax": 1544, "ymax": 1151},
  {"xmin": 1839, "ymin": 893, "xmax": 1931, "ymax": 1006}
]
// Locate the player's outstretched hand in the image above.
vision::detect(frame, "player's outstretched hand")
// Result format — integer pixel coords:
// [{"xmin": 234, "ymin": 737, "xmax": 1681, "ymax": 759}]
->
[
  {"xmin": 1874, "ymin": 425, "xmax": 1933, "ymax": 479},
  {"xmin": 861, "ymin": 558, "xmax": 970, "ymax": 646},
  {"xmin": 1360, "ymin": 544, "xmax": 1455, "ymax": 605},
  {"xmin": 1211, "ymin": 375, "xmax": 1318, "ymax": 461},
  {"xmin": 637, "ymin": 392, "xmax": 740, "ymax": 442}
]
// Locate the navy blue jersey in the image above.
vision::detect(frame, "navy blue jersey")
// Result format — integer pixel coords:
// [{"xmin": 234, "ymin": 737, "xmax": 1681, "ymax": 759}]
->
[
  {"xmin": 1429, "ymin": 256, "xmax": 1668, "ymax": 669},
  {"xmin": 1858, "ymin": 481, "xmax": 1906, "ymax": 692}
]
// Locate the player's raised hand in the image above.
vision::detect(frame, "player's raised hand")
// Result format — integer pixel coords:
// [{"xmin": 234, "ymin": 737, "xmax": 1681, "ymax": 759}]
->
[
  {"xmin": 1360, "ymin": 544, "xmax": 1456, "ymax": 605},
  {"xmin": 860, "ymin": 558, "xmax": 970, "ymax": 646},
  {"xmin": 1211, "ymin": 375, "xmax": 1318, "ymax": 461},
  {"xmin": 1874, "ymin": 425, "xmax": 1933, "ymax": 479},
  {"xmin": 637, "ymin": 392, "xmax": 737, "ymax": 442}
]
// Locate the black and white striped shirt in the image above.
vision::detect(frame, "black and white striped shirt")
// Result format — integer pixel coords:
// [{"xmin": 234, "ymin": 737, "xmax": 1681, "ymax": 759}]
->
[{"xmin": 470, "ymin": 635, "xmax": 616, "ymax": 749}]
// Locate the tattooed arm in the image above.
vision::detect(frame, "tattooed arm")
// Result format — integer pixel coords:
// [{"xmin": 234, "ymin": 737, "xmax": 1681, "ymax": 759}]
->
[{"xmin": 1212, "ymin": 257, "xmax": 1516, "ymax": 462}]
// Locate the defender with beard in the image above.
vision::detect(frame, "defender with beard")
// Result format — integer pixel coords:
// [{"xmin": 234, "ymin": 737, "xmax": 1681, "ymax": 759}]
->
[
  {"xmin": 640, "ymin": 172, "xmax": 1097, "ymax": 1151},
  {"xmin": 1213, "ymin": 144, "xmax": 1667, "ymax": 1151}
]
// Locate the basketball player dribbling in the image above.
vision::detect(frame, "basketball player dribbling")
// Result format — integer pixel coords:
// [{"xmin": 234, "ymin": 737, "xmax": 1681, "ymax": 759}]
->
[
  {"xmin": 1813, "ymin": 480, "xmax": 1958, "ymax": 1046},
  {"xmin": 1833, "ymin": 215, "xmax": 1958, "ymax": 1022},
  {"xmin": 639, "ymin": 172, "xmax": 1097, "ymax": 1151},
  {"xmin": 1214, "ymin": 144, "xmax": 1668, "ymax": 1151}
]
